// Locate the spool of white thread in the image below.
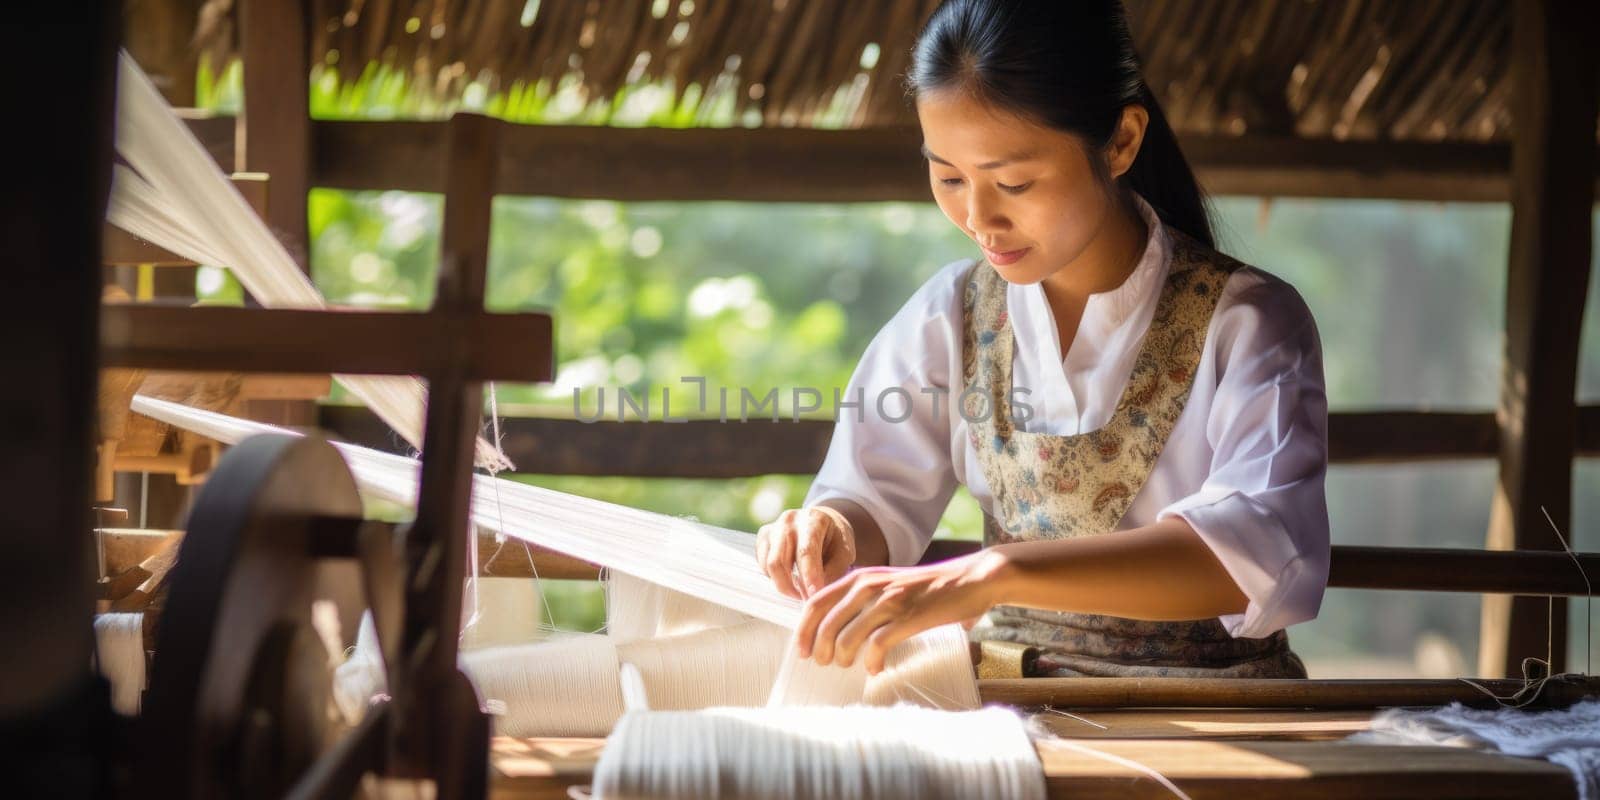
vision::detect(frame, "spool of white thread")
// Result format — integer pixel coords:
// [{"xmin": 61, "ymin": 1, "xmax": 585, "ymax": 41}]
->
[
  {"xmin": 590, "ymin": 705, "xmax": 1047, "ymax": 800},
  {"xmin": 461, "ymin": 576, "xmax": 543, "ymax": 650},
  {"xmin": 94, "ymin": 613, "xmax": 146, "ymax": 715},
  {"xmin": 617, "ymin": 621, "xmax": 789, "ymax": 710},
  {"xmin": 864, "ymin": 623, "xmax": 982, "ymax": 710},
  {"xmin": 465, "ymin": 634, "xmax": 627, "ymax": 737},
  {"xmin": 605, "ymin": 571, "xmax": 665, "ymax": 642}
]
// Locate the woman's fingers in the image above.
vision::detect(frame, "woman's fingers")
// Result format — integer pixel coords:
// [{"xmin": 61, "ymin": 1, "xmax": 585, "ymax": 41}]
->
[
  {"xmin": 821, "ymin": 536, "xmax": 855, "ymax": 586},
  {"xmin": 862, "ymin": 617, "xmax": 922, "ymax": 675},
  {"xmin": 794, "ymin": 511, "xmax": 830, "ymax": 597},
  {"xmin": 793, "ymin": 573, "xmax": 857, "ymax": 659},
  {"xmin": 760, "ymin": 506, "xmax": 857, "ymax": 600},
  {"xmin": 810, "ymin": 578, "xmax": 885, "ymax": 666},
  {"xmin": 832, "ymin": 585, "xmax": 912, "ymax": 668},
  {"xmin": 760, "ymin": 510, "xmax": 802, "ymax": 599}
]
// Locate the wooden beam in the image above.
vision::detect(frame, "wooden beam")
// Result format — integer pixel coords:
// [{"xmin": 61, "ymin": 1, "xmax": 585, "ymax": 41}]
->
[
  {"xmin": 185, "ymin": 116, "xmax": 1600, "ymax": 203},
  {"xmin": 490, "ymin": 735, "xmax": 1580, "ymax": 800},
  {"xmin": 237, "ymin": 0, "xmax": 311, "ymax": 268},
  {"xmin": 926, "ymin": 540, "xmax": 1600, "ymax": 597},
  {"xmin": 1185, "ymin": 136, "xmax": 1517, "ymax": 202},
  {"xmin": 1480, "ymin": 0, "xmax": 1598, "ymax": 680},
  {"xmin": 977, "ymin": 675, "xmax": 1600, "ymax": 710},
  {"xmin": 100, "ymin": 305, "xmax": 554, "ymax": 381},
  {"xmin": 320, "ymin": 407, "xmax": 835, "ymax": 477},
  {"xmin": 98, "ymin": 523, "xmax": 1600, "ymax": 599},
  {"xmin": 320, "ymin": 406, "xmax": 1600, "ymax": 477},
  {"xmin": 99, "ymin": 528, "xmax": 181, "ymax": 577},
  {"xmin": 101, "ymin": 525, "xmax": 608, "ymax": 583},
  {"xmin": 1328, "ymin": 410, "xmax": 1500, "ymax": 462},
  {"xmin": 1583, "ymin": 405, "xmax": 1600, "ymax": 454},
  {"xmin": 176, "ymin": 111, "xmax": 235, "ymax": 168},
  {"xmin": 315, "ymin": 121, "xmax": 925, "ymax": 201},
  {"xmin": 107, "ymin": 533, "xmax": 181, "ymax": 612},
  {"xmin": 314, "ymin": 120, "xmax": 1548, "ymax": 202},
  {"xmin": 237, "ymin": 0, "xmax": 315, "ymax": 429},
  {"xmin": 1331, "ymin": 545, "xmax": 1600, "ymax": 596}
]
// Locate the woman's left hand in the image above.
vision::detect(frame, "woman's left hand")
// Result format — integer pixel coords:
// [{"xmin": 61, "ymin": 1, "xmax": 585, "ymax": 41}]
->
[{"xmin": 794, "ymin": 550, "xmax": 1008, "ymax": 675}]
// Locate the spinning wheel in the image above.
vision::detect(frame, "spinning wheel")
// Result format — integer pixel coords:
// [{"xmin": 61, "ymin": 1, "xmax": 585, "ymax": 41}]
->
[{"xmin": 135, "ymin": 434, "xmax": 366, "ymax": 799}]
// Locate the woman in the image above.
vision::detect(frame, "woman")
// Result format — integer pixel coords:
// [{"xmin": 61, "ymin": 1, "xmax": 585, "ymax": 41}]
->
[{"xmin": 755, "ymin": 0, "xmax": 1329, "ymax": 680}]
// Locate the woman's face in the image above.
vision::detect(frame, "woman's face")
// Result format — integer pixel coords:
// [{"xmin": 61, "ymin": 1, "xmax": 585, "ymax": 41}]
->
[{"xmin": 916, "ymin": 89, "xmax": 1116, "ymax": 286}]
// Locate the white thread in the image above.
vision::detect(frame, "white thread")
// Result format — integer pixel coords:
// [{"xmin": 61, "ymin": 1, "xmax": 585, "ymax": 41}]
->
[
  {"xmin": 464, "ymin": 635, "xmax": 628, "ymax": 736},
  {"xmin": 618, "ymin": 663, "xmax": 650, "ymax": 712},
  {"xmin": 333, "ymin": 613, "xmax": 389, "ymax": 723},
  {"xmin": 94, "ymin": 613, "xmax": 146, "ymax": 715},
  {"xmin": 591, "ymin": 705, "xmax": 1047, "ymax": 800},
  {"xmin": 1455, "ymin": 506, "xmax": 1595, "ymax": 709},
  {"xmin": 133, "ymin": 396, "xmax": 803, "ymax": 627},
  {"xmin": 621, "ymin": 621, "xmax": 791, "ymax": 711},
  {"xmin": 459, "ymin": 577, "xmax": 543, "ymax": 651},
  {"xmin": 607, "ymin": 571, "xmax": 749, "ymax": 641},
  {"xmin": 864, "ymin": 623, "xmax": 983, "ymax": 710},
  {"xmin": 136, "ymin": 397, "xmax": 983, "ymax": 720},
  {"xmin": 110, "ymin": 52, "xmax": 511, "ymax": 472}
]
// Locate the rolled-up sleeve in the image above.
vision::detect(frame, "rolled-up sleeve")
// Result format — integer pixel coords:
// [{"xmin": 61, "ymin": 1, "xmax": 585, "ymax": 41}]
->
[
  {"xmin": 803, "ymin": 261, "xmax": 969, "ymax": 567},
  {"xmin": 1157, "ymin": 276, "xmax": 1330, "ymax": 639}
]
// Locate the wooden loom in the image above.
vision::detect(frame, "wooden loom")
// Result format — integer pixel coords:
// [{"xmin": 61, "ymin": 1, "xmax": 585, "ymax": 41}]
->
[
  {"xmin": 95, "ymin": 170, "xmax": 331, "ymax": 643},
  {"xmin": 97, "ymin": 171, "xmax": 330, "ymax": 505},
  {"xmin": 100, "ymin": 111, "xmax": 555, "ymax": 797}
]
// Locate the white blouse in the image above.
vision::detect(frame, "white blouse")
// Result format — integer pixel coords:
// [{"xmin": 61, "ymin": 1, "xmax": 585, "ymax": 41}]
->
[{"xmin": 804, "ymin": 197, "xmax": 1330, "ymax": 640}]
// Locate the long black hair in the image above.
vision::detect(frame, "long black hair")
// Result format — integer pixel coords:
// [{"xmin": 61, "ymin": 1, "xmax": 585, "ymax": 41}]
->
[{"xmin": 907, "ymin": 0, "xmax": 1213, "ymax": 249}]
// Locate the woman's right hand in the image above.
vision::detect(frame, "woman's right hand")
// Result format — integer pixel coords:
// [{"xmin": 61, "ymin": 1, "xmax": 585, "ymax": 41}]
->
[{"xmin": 755, "ymin": 506, "xmax": 858, "ymax": 600}]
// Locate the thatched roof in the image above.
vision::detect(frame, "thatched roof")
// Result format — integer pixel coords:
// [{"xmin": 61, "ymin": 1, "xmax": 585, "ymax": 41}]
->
[{"xmin": 186, "ymin": 0, "xmax": 1512, "ymax": 140}]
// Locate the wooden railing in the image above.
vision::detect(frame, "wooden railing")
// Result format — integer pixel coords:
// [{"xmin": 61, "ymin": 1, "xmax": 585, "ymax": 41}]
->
[
  {"xmin": 318, "ymin": 405, "xmax": 1600, "ymax": 478},
  {"xmin": 177, "ymin": 114, "xmax": 1600, "ymax": 204},
  {"xmin": 101, "ymin": 525, "xmax": 1600, "ymax": 600}
]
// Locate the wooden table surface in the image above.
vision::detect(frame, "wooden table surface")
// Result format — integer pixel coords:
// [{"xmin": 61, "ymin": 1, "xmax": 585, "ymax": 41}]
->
[{"xmin": 488, "ymin": 709, "xmax": 1576, "ymax": 799}]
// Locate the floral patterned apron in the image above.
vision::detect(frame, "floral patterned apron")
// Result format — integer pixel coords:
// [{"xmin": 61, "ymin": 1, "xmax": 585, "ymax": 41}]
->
[{"xmin": 961, "ymin": 228, "xmax": 1307, "ymax": 679}]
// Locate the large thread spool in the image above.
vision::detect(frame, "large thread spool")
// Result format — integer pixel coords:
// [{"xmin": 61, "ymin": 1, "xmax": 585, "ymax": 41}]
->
[
  {"xmin": 590, "ymin": 705, "xmax": 1047, "ymax": 800},
  {"xmin": 94, "ymin": 612, "xmax": 146, "ymax": 715}
]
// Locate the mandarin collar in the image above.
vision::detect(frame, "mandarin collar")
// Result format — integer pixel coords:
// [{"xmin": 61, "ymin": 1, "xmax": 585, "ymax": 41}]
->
[{"xmin": 1081, "ymin": 193, "xmax": 1171, "ymax": 333}]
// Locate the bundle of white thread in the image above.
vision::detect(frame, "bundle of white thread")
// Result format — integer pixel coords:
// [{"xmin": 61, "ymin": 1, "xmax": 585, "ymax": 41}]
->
[
  {"xmin": 590, "ymin": 705, "xmax": 1047, "ymax": 800},
  {"xmin": 94, "ymin": 612, "xmax": 146, "ymax": 715}
]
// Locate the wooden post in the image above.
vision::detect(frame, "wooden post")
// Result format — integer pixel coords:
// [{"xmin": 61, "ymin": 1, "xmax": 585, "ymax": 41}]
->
[
  {"xmin": 237, "ymin": 0, "xmax": 310, "ymax": 267},
  {"xmin": 390, "ymin": 113, "xmax": 499, "ymax": 794},
  {"xmin": 0, "ymin": 2, "xmax": 119, "ymax": 792},
  {"xmin": 238, "ymin": 0, "xmax": 316, "ymax": 426},
  {"xmin": 1480, "ymin": 0, "xmax": 1599, "ymax": 679},
  {"xmin": 123, "ymin": 0, "xmax": 203, "ymax": 106}
]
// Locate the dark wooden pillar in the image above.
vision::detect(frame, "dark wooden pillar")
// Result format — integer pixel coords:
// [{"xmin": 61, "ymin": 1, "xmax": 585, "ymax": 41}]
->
[
  {"xmin": 0, "ymin": 4, "xmax": 120, "ymax": 796},
  {"xmin": 237, "ymin": 0, "xmax": 310, "ymax": 267},
  {"xmin": 123, "ymin": 0, "xmax": 203, "ymax": 106},
  {"xmin": 238, "ymin": 0, "xmax": 317, "ymax": 426},
  {"xmin": 1480, "ymin": 0, "xmax": 1599, "ymax": 678}
]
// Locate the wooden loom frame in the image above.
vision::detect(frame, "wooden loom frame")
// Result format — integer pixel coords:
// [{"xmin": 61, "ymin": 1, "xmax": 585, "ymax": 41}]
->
[{"xmin": 98, "ymin": 105, "xmax": 554, "ymax": 795}]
